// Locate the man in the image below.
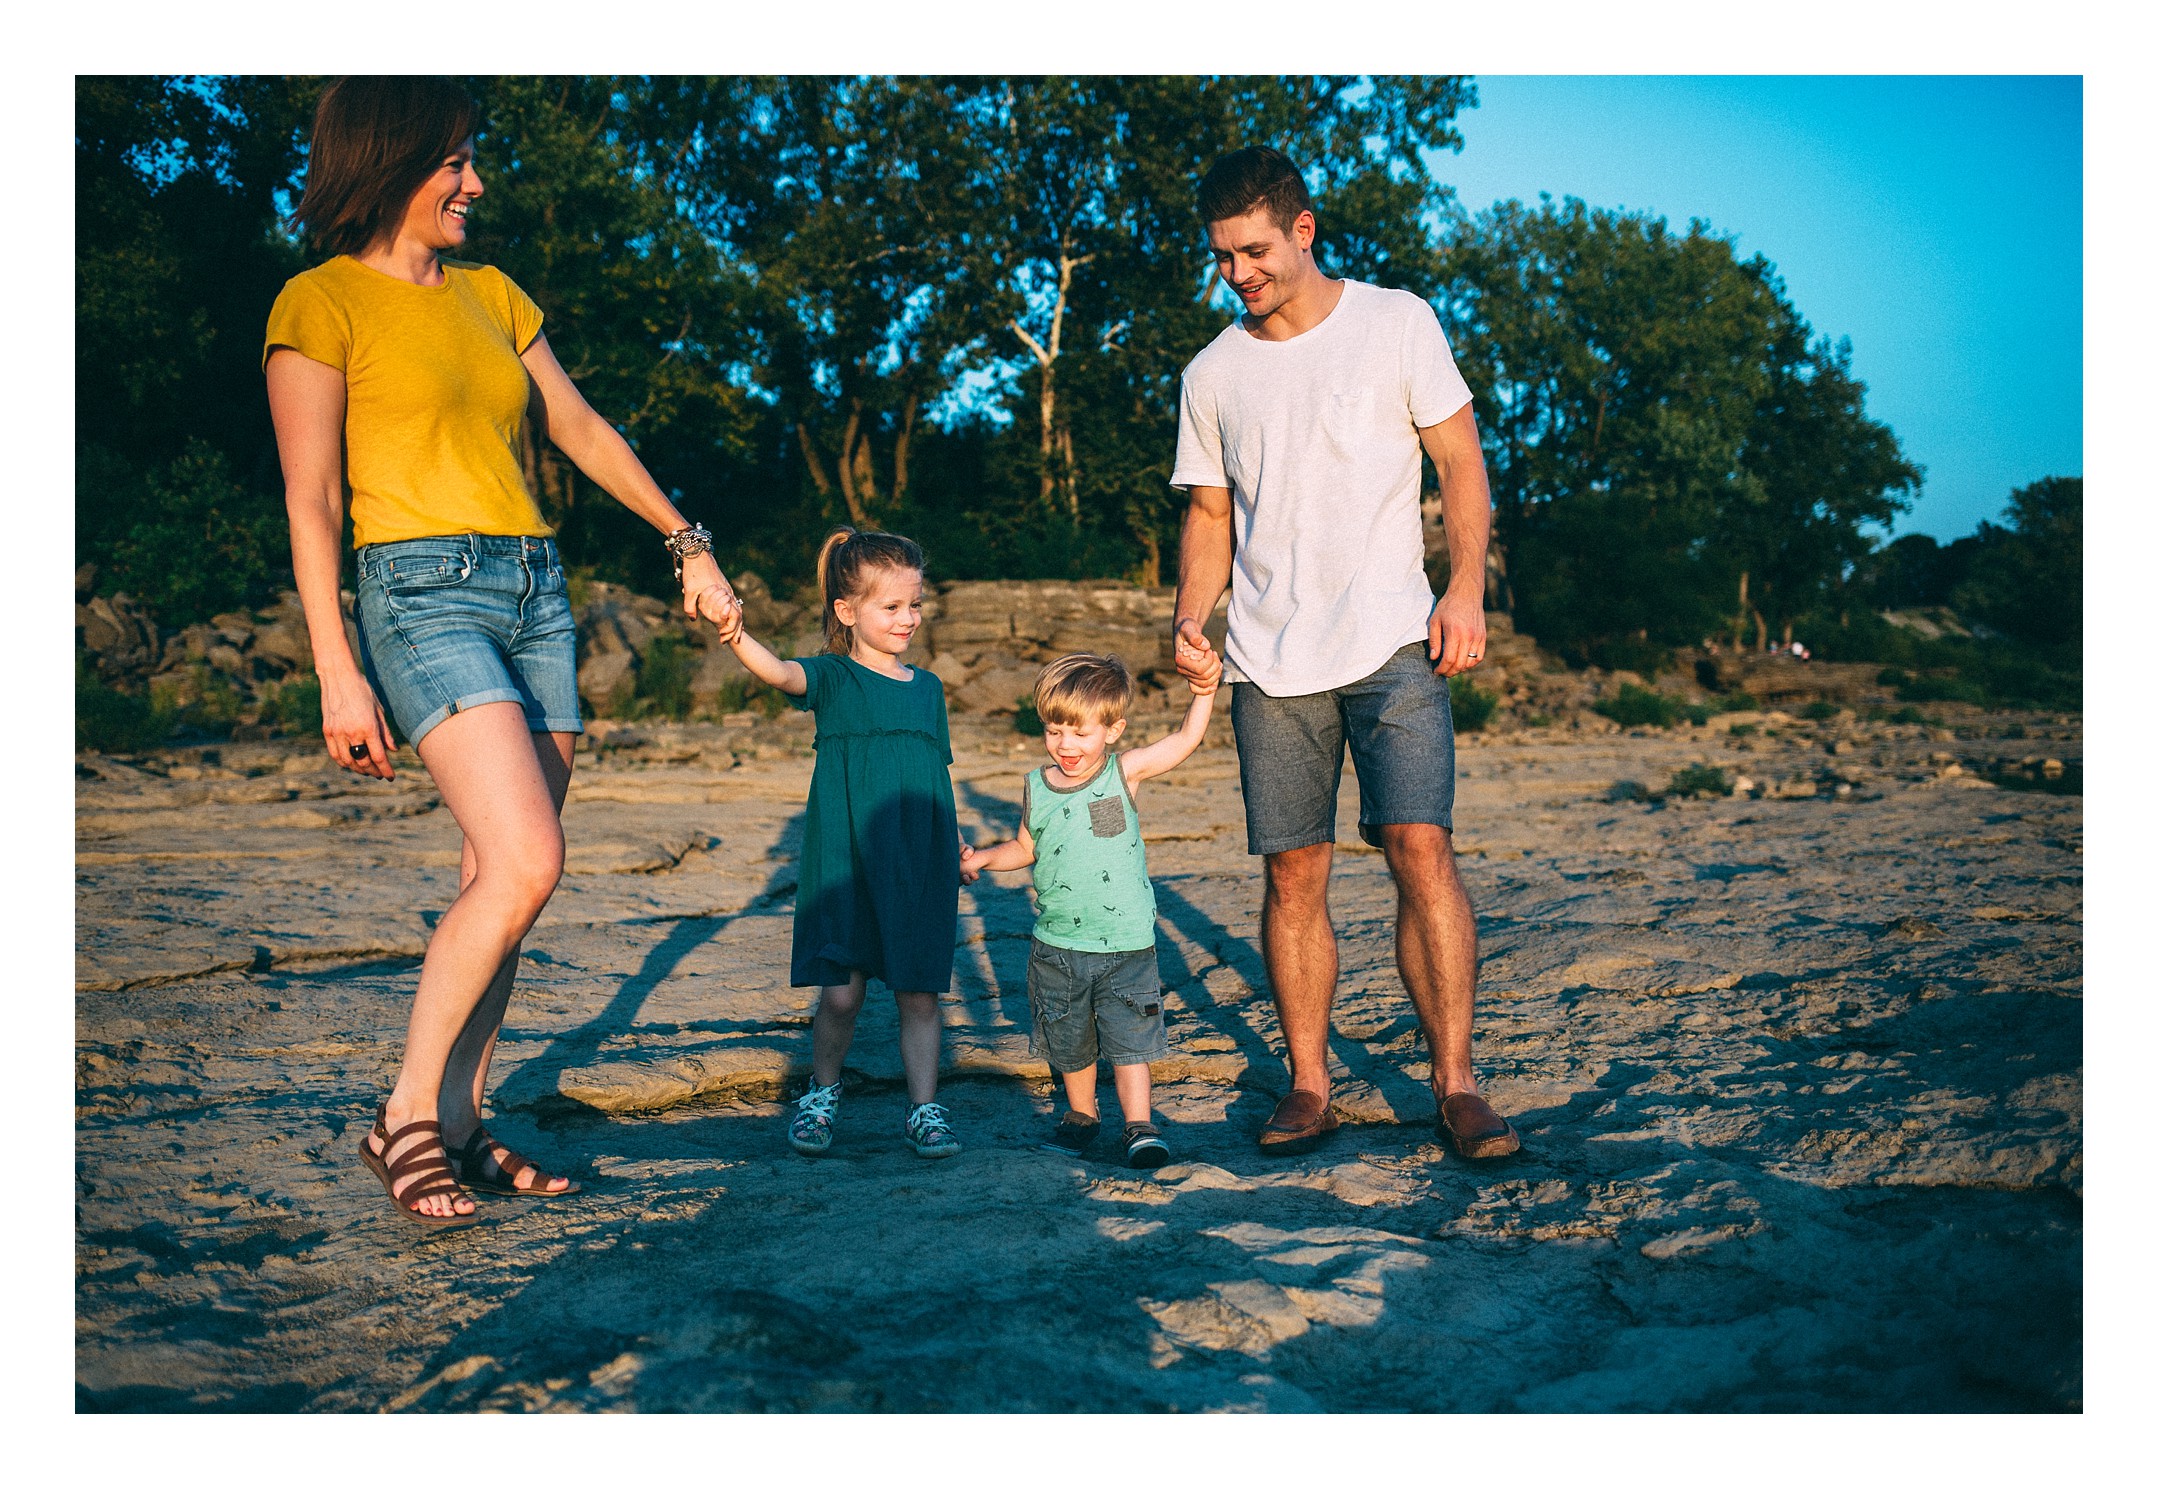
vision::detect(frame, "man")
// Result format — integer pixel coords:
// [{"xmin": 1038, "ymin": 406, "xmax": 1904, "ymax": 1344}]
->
[{"xmin": 1168, "ymin": 146, "xmax": 1518, "ymax": 1161}]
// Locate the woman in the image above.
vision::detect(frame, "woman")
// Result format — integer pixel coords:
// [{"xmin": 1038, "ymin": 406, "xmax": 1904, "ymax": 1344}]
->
[{"xmin": 265, "ymin": 77, "xmax": 742, "ymax": 1225}]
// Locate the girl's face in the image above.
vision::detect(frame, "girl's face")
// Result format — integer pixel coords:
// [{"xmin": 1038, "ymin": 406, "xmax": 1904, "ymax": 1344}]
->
[
  {"xmin": 395, "ymin": 136, "xmax": 483, "ymax": 253},
  {"xmin": 834, "ymin": 567, "xmax": 924, "ymax": 661},
  {"xmin": 1042, "ymin": 714, "xmax": 1128, "ymax": 782}
]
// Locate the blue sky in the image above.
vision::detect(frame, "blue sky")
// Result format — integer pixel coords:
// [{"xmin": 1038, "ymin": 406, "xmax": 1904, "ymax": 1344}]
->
[{"xmin": 1431, "ymin": 76, "xmax": 2083, "ymax": 542}]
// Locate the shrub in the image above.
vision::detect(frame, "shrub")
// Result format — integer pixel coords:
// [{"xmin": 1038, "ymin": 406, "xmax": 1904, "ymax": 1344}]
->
[
  {"xmin": 1525, "ymin": 711, "xmax": 1554, "ymax": 728},
  {"xmin": 1800, "ymin": 700, "xmax": 1840, "ymax": 721},
  {"xmin": 631, "ymin": 635, "xmax": 697, "ymax": 719},
  {"xmin": 1668, "ymin": 763, "xmax": 1734, "ymax": 797},
  {"xmin": 266, "ymin": 676, "xmax": 321, "ymax": 736},
  {"xmin": 711, "ymin": 675, "xmax": 784, "ymax": 718},
  {"xmin": 99, "ymin": 441, "xmax": 285, "ymax": 626},
  {"xmin": 1897, "ymin": 672, "xmax": 1987, "ymax": 705},
  {"xmin": 76, "ymin": 656, "xmax": 173, "ymax": 753},
  {"xmin": 1594, "ymin": 682, "xmax": 1679, "ymax": 728},
  {"xmin": 1013, "ymin": 697, "xmax": 1045, "ymax": 736},
  {"xmin": 1448, "ymin": 675, "xmax": 1498, "ymax": 733}
]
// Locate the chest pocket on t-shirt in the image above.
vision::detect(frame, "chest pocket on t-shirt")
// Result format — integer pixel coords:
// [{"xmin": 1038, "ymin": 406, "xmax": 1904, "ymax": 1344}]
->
[
  {"xmin": 1322, "ymin": 389, "xmax": 1377, "ymax": 451},
  {"xmin": 1089, "ymin": 796, "xmax": 1128, "ymax": 839}
]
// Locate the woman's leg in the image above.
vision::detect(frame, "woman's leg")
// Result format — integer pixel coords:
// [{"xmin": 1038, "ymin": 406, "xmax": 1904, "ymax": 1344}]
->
[
  {"xmin": 368, "ymin": 702, "xmax": 566, "ymax": 1218},
  {"xmin": 438, "ymin": 731, "xmax": 576, "ymax": 1153},
  {"xmin": 810, "ymin": 972, "xmax": 867, "ymax": 1087},
  {"xmin": 895, "ymin": 991, "xmax": 944, "ymax": 1106}
]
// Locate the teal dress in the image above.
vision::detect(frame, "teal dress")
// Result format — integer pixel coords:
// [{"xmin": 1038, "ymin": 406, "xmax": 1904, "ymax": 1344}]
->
[{"xmin": 788, "ymin": 654, "xmax": 960, "ymax": 992}]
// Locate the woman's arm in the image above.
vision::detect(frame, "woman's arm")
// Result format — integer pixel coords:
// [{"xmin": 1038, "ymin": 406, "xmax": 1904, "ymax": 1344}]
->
[
  {"xmin": 959, "ymin": 822, "xmax": 1036, "ymax": 884},
  {"xmin": 729, "ymin": 627, "xmax": 808, "ymax": 697},
  {"xmin": 265, "ymin": 348, "xmax": 397, "ymax": 780},
  {"xmin": 1119, "ymin": 676, "xmax": 1218, "ymax": 788},
  {"xmin": 519, "ymin": 332, "xmax": 742, "ymax": 639}
]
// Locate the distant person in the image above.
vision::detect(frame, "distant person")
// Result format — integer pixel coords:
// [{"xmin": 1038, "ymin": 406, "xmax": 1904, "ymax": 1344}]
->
[
  {"xmin": 1169, "ymin": 146, "xmax": 1518, "ymax": 1160},
  {"xmin": 959, "ymin": 653, "xmax": 1218, "ymax": 1168},
  {"xmin": 717, "ymin": 528, "xmax": 965, "ymax": 1160},
  {"xmin": 265, "ymin": 77, "xmax": 743, "ymax": 1226}
]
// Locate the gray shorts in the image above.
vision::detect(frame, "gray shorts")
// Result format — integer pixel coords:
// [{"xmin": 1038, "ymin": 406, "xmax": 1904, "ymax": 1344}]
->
[
  {"xmin": 1229, "ymin": 642, "xmax": 1456, "ymax": 856},
  {"xmin": 1027, "ymin": 938, "xmax": 1167, "ymax": 1073}
]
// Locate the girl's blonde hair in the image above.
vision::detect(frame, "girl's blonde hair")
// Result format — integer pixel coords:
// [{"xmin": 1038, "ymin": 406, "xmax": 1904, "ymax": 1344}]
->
[
  {"xmin": 816, "ymin": 527, "xmax": 926, "ymax": 654},
  {"xmin": 1033, "ymin": 653, "xmax": 1135, "ymax": 727}
]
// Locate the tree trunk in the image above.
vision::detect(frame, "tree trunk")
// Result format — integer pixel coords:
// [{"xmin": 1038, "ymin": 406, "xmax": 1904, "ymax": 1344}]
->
[
  {"xmin": 795, "ymin": 421, "xmax": 835, "ymax": 499},
  {"xmin": 1012, "ymin": 244, "xmax": 1093, "ymax": 521},
  {"xmin": 1134, "ymin": 522, "xmax": 1160, "ymax": 586},
  {"xmin": 891, "ymin": 391, "xmax": 918, "ymax": 509},
  {"xmin": 1733, "ymin": 571, "xmax": 1751, "ymax": 650},
  {"xmin": 833, "ymin": 403, "xmax": 868, "ymax": 526}
]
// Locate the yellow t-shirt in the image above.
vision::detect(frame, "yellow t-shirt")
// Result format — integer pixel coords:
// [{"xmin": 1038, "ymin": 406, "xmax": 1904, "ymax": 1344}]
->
[{"xmin": 263, "ymin": 256, "xmax": 552, "ymax": 548}]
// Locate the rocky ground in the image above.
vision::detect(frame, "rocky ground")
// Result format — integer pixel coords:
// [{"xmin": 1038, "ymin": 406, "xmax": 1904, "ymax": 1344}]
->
[{"xmin": 75, "ymin": 704, "xmax": 2082, "ymax": 1412}]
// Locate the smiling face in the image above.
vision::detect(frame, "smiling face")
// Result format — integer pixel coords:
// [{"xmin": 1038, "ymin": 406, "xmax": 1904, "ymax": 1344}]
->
[
  {"xmin": 1205, "ymin": 205, "xmax": 1318, "ymax": 321},
  {"xmin": 1042, "ymin": 711, "xmax": 1128, "ymax": 783},
  {"xmin": 392, "ymin": 136, "xmax": 483, "ymax": 253},
  {"xmin": 832, "ymin": 566, "xmax": 924, "ymax": 663}
]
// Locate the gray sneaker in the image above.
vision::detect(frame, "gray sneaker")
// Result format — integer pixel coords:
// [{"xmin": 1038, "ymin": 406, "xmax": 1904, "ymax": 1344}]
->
[
  {"xmin": 905, "ymin": 1101, "xmax": 962, "ymax": 1159},
  {"xmin": 789, "ymin": 1080, "xmax": 841, "ymax": 1156}
]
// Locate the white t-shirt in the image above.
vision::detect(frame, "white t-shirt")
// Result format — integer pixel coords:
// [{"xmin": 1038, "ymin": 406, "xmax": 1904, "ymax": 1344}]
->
[{"xmin": 1171, "ymin": 279, "xmax": 1474, "ymax": 697}]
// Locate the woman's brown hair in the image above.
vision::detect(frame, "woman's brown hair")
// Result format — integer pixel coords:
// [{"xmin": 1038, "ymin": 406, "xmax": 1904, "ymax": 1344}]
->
[
  {"xmin": 289, "ymin": 77, "xmax": 481, "ymax": 260},
  {"xmin": 817, "ymin": 527, "xmax": 926, "ymax": 654}
]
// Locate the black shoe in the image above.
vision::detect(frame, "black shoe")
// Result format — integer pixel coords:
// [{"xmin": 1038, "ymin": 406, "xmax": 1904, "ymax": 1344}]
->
[
  {"xmin": 1124, "ymin": 1121, "xmax": 1168, "ymax": 1169},
  {"xmin": 1039, "ymin": 1111, "xmax": 1100, "ymax": 1157}
]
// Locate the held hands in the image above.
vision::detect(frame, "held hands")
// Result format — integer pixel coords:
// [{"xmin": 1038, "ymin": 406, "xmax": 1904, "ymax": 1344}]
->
[
  {"xmin": 1427, "ymin": 587, "xmax": 1487, "ymax": 678},
  {"xmin": 682, "ymin": 552, "xmax": 743, "ymax": 642},
  {"xmin": 1173, "ymin": 616, "xmax": 1223, "ymax": 693},
  {"xmin": 959, "ymin": 842, "xmax": 981, "ymax": 886}
]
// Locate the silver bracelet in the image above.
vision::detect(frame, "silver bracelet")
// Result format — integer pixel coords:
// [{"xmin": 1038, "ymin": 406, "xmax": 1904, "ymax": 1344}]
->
[{"xmin": 664, "ymin": 522, "xmax": 713, "ymax": 582}]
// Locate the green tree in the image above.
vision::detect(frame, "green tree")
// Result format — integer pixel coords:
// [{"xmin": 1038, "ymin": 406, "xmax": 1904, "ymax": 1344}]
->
[
  {"xmin": 1954, "ymin": 476, "xmax": 2082, "ymax": 651},
  {"xmin": 76, "ymin": 75, "xmax": 318, "ymax": 622},
  {"xmin": 1439, "ymin": 196, "xmax": 1915, "ymax": 662}
]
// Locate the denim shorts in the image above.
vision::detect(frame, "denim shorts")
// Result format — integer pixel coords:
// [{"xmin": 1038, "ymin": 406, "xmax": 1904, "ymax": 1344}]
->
[
  {"xmin": 1028, "ymin": 938, "xmax": 1168, "ymax": 1073},
  {"xmin": 354, "ymin": 534, "xmax": 582, "ymax": 748},
  {"xmin": 1229, "ymin": 642, "xmax": 1455, "ymax": 855}
]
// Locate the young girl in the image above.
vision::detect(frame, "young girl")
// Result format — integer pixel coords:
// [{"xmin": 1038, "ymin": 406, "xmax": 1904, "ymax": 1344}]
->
[{"xmin": 716, "ymin": 528, "xmax": 963, "ymax": 1159}]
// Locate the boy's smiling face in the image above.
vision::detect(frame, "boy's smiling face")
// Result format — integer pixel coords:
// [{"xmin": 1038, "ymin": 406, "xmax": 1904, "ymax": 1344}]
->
[{"xmin": 1043, "ymin": 712, "xmax": 1128, "ymax": 783}]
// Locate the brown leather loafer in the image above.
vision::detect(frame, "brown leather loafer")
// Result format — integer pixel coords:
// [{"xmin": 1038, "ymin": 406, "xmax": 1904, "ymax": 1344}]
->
[
  {"xmin": 1439, "ymin": 1091, "xmax": 1521, "ymax": 1159},
  {"xmin": 1258, "ymin": 1089, "xmax": 1339, "ymax": 1154}
]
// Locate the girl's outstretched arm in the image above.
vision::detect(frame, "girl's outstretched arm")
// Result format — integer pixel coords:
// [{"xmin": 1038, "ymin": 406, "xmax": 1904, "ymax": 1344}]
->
[
  {"xmin": 1120, "ymin": 677, "xmax": 1218, "ymax": 787},
  {"xmin": 729, "ymin": 627, "xmax": 809, "ymax": 697}
]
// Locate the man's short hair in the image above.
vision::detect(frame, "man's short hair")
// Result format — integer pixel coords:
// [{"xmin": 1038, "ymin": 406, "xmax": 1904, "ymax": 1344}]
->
[
  {"xmin": 1034, "ymin": 654, "xmax": 1135, "ymax": 728},
  {"xmin": 1197, "ymin": 146, "xmax": 1317, "ymax": 235}
]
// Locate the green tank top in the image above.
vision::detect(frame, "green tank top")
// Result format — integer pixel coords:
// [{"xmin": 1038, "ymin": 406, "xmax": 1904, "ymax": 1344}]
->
[{"xmin": 1025, "ymin": 754, "xmax": 1157, "ymax": 953}]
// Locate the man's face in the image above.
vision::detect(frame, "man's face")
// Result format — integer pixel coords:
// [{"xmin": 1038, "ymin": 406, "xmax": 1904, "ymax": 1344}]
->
[{"xmin": 1205, "ymin": 206, "xmax": 1315, "ymax": 319}]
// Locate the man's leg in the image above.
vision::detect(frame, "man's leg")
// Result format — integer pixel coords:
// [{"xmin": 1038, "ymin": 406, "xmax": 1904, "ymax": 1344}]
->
[
  {"xmin": 1346, "ymin": 646, "xmax": 1516, "ymax": 1156},
  {"xmin": 1375, "ymin": 823, "xmax": 1478, "ymax": 1098},
  {"xmin": 1262, "ymin": 842, "xmax": 1339, "ymax": 1101}
]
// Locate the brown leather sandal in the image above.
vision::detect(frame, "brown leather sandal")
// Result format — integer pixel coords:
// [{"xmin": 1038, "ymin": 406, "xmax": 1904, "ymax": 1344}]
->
[
  {"xmin": 359, "ymin": 1103, "xmax": 478, "ymax": 1227},
  {"xmin": 449, "ymin": 1126, "xmax": 581, "ymax": 1197}
]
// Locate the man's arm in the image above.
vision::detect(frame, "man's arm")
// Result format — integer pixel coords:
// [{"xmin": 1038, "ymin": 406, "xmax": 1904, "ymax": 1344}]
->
[
  {"xmin": 1171, "ymin": 484, "xmax": 1232, "ymax": 687},
  {"xmin": 1418, "ymin": 404, "xmax": 1493, "ymax": 678}
]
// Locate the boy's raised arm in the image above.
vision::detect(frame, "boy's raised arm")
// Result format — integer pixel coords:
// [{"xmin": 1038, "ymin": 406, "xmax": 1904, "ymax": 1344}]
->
[
  {"xmin": 726, "ymin": 625, "xmax": 809, "ymax": 697},
  {"xmin": 1120, "ymin": 679, "xmax": 1217, "ymax": 786}
]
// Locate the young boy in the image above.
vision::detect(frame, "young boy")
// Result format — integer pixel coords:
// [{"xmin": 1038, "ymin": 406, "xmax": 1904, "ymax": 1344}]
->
[{"xmin": 960, "ymin": 651, "xmax": 1216, "ymax": 1167}]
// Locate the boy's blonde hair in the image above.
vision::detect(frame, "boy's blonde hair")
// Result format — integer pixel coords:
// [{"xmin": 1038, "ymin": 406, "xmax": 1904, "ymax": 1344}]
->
[{"xmin": 1033, "ymin": 653, "xmax": 1135, "ymax": 727}]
